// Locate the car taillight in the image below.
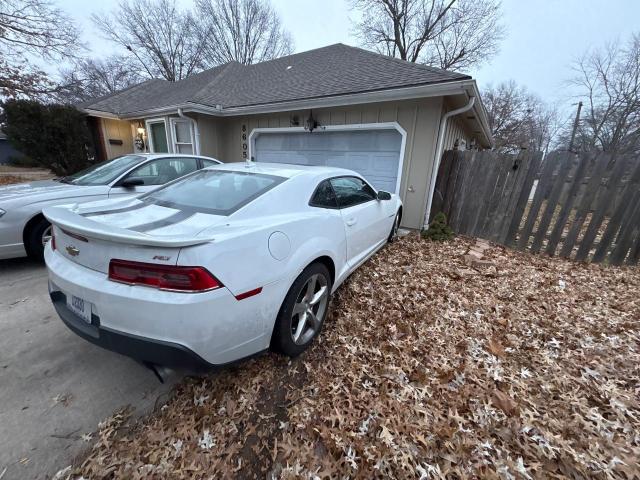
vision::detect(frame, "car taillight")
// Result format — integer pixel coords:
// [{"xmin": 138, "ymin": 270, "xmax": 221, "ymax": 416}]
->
[
  {"xmin": 51, "ymin": 227, "xmax": 56, "ymax": 251},
  {"xmin": 108, "ymin": 259, "xmax": 222, "ymax": 292}
]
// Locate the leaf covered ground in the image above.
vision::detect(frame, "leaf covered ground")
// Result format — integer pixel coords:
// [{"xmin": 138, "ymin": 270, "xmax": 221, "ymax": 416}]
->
[
  {"xmin": 65, "ymin": 236, "xmax": 639, "ymax": 479},
  {"xmin": 0, "ymin": 175, "xmax": 23, "ymax": 185}
]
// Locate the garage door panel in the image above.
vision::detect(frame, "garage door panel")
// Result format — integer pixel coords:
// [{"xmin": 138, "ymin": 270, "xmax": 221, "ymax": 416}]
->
[
  {"xmin": 254, "ymin": 129, "xmax": 402, "ymax": 193},
  {"xmin": 364, "ymin": 176, "xmax": 396, "ymax": 193},
  {"xmin": 372, "ymin": 154, "xmax": 399, "ymax": 176}
]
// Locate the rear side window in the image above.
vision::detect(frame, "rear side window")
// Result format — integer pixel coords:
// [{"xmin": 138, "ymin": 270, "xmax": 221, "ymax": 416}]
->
[
  {"xmin": 310, "ymin": 180, "xmax": 338, "ymax": 209},
  {"xmin": 142, "ymin": 170, "xmax": 285, "ymax": 215},
  {"xmin": 330, "ymin": 176, "xmax": 376, "ymax": 208},
  {"xmin": 202, "ymin": 159, "xmax": 220, "ymax": 167},
  {"xmin": 125, "ymin": 157, "xmax": 199, "ymax": 186}
]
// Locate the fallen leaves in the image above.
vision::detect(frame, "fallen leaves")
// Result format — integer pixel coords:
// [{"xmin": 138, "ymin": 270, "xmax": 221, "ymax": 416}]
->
[
  {"xmin": 63, "ymin": 235, "xmax": 640, "ymax": 479},
  {"xmin": 0, "ymin": 175, "xmax": 22, "ymax": 186},
  {"xmin": 492, "ymin": 390, "xmax": 519, "ymax": 417}
]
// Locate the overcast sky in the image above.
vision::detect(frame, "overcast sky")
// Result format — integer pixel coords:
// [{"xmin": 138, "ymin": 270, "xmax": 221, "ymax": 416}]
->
[{"xmin": 60, "ymin": 0, "xmax": 640, "ymax": 121}]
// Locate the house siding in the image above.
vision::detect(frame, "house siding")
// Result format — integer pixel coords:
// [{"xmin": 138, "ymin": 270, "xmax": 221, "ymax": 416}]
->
[
  {"xmin": 101, "ymin": 118, "xmax": 134, "ymax": 159},
  {"xmin": 443, "ymin": 115, "xmax": 472, "ymax": 151},
  {"xmin": 197, "ymin": 98, "xmax": 444, "ymax": 229}
]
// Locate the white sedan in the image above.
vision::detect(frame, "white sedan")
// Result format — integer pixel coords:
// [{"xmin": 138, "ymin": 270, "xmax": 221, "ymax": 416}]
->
[
  {"xmin": 0, "ymin": 153, "xmax": 220, "ymax": 260},
  {"xmin": 43, "ymin": 162, "xmax": 402, "ymax": 369}
]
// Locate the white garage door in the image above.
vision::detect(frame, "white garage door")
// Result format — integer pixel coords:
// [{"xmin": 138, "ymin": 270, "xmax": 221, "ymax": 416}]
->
[{"xmin": 253, "ymin": 129, "xmax": 403, "ymax": 193}]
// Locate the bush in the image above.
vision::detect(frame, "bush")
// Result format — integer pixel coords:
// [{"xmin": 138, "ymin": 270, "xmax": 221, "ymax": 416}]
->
[
  {"xmin": 422, "ymin": 212, "xmax": 454, "ymax": 241},
  {"xmin": 0, "ymin": 99, "xmax": 95, "ymax": 176}
]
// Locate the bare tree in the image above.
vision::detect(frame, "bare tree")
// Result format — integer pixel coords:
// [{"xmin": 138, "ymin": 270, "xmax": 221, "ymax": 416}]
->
[
  {"xmin": 0, "ymin": 0, "xmax": 80, "ymax": 99},
  {"xmin": 195, "ymin": 0, "xmax": 293, "ymax": 66},
  {"xmin": 567, "ymin": 34, "xmax": 640, "ymax": 155},
  {"xmin": 92, "ymin": 0, "xmax": 206, "ymax": 81},
  {"xmin": 57, "ymin": 56, "xmax": 143, "ymax": 104},
  {"xmin": 351, "ymin": 0, "xmax": 504, "ymax": 71},
  {"xmin": 484, "ymin": 81, "xmax": 560, "ymax": 154}
]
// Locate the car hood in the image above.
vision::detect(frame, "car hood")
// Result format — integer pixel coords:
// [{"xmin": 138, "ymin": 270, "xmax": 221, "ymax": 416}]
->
[{"xmin": 0, "ymin": 180, "xmax": 107, "ymax": 205}]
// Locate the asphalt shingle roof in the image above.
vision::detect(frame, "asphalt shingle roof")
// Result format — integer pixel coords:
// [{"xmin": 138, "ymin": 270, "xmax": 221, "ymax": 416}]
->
[{"xmin": 83, "ymin": 44, "xmax": 471, "ymax": 116}]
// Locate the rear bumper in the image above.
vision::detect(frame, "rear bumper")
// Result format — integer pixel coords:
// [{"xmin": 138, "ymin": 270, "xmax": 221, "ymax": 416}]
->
[
  {"xmin": 49, "ymin": 289, "xmax": 214, "ymax": 371},
  {"xmin": 45, "ymin": 246, "xmax": 278, "ymax": 367}
]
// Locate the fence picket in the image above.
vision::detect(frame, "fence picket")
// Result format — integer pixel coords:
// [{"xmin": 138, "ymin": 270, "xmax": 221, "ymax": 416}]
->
[
  {"xmin": 504, "ymin": 152, "xmax": 543, "ymax": 246},
  {"xmin": 592, "ymin": 161, "xmax": 640, "ymax": 262},
  {"xmin": 545, "ymin": 152, "xmax": 593, "ymax": 256},
  {"xmin": 575, "ymin": 155, "xmax": 631, "ymax": 262},
  {"xmin": 517, "ymin": 154, "xmax": 559, "ymax": 249},
  {"xmin": 432, "ymin": 149, "xmax": 639, "ymax": 265},
  {"xmin": 558, "ymin": 153, "xmax": 612, "ymax": 258},
  {"xmin": 530, "ymin": 153, "xmax": 574, "ymax": 253}
]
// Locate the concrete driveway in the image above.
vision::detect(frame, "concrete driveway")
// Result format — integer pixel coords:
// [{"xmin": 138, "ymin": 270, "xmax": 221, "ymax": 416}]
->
[{"xmin": 0, "ymin": 257, "xmax": 181, "ymax": 480}]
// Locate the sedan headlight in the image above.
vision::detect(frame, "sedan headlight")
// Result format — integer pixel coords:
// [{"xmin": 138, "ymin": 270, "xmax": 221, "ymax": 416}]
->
[{"xmin": 0, "ymin": 208, "xmax": 5, "ymax": 218}]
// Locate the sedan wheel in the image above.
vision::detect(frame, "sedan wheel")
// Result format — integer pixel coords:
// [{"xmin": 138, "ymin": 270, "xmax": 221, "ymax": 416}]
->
[
  {"xmin": 25, "ymin": 217, "xmax": 52, "ymax": 260},
  {"xmin": 41, "ymin": 225, "xmax": 53, "ymax": 247},
  {"xmin": 272, "ymin": 263, "xmax": 332, "ymax": 357}
]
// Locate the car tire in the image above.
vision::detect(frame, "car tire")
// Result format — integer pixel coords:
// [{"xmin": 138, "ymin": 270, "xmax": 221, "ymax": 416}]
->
[
  {"xmin": 271, "ymin": 262, "xmax": 332, "ymax": 357},
  {"xmin": 25, "ymin": 217, "xmax": 52, "ymax": 260},
  {"xmin": 388, "ymin": 210, "xmax": 401, "ymax": 242}
]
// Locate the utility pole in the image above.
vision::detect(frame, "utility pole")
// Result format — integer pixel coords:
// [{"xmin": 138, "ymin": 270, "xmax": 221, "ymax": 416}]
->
[{"xmin": 568, "ymin": 101, "xmax": 583, "ymax": 153}]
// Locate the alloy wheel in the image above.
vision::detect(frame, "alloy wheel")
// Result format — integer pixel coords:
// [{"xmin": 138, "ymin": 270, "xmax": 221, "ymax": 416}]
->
[
  {"xmin": 41, "ymin": 225, "xmax": 52, "ymax": 247},
  {"xmin": 290, "ymin": 273, "xmax": 329, "ymax": 345}
]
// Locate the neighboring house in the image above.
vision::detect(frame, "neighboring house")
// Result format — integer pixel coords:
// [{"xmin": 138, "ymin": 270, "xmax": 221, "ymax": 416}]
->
[
  {"xmin": 0, "ymin": 130, "xmax": 25, "ymax": 165},
  {"xmin": 80, "ymin": 43, "xmax": 492, "ymax": 229}
]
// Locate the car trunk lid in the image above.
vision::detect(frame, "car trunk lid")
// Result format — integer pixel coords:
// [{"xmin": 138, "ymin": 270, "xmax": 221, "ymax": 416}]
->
[{"xmin": 43, "ymin": 199, "xmax": 226, "ymax": 273}]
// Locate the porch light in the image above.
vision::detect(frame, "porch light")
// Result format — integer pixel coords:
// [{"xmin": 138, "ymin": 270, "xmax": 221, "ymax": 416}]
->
[{"xmin": 136, "ymin": 121, "xmax": 145, "ymax": 135}]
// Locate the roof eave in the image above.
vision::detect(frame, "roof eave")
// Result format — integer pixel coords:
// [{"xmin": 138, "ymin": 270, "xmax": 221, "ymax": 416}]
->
[{"xmin": 83, "ymin": 79, "xmax": 493, "ymax": 147}]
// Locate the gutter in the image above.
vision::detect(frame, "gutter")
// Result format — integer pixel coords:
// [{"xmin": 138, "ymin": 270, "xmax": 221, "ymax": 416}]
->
[
  {"xmin": 423, "ymin": 96, "xmax": 476, "ymax": 229},
  {"xmin": 178, "ymin": 108, "xmax": 201, "ymax": 156},
  {"xmin": 110, "ymin": 81, "xmax": 471, "ymax": 118}
]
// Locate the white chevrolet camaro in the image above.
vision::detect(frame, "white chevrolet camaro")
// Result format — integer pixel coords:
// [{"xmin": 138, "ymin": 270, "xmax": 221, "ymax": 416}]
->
[
  {"xmin": 43, "ymin": 162, "xmax": 402, "ymax": 370},
  {"xmin": 0, "ymin": 153, "xmax": 220, "ymax": 260}
]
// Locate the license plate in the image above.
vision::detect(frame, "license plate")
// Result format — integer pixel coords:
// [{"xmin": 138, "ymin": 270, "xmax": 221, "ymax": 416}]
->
[{"xmin": 67, "ymin": 294, "xmax": 92, "ymax": 324}]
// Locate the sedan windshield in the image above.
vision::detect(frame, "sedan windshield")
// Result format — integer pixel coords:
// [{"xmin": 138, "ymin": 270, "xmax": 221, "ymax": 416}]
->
[
  {"xmin": 142, "ymin": 170, "xmax": 285, "ymax": 216},
  {"xmin": 63, "ymin": 155, "xmax": 144, "ymax": 186}
]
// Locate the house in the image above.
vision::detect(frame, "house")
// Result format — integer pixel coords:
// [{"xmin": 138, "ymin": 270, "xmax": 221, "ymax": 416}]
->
[{"xmin": 80, "ymin": 44, "xmax": 492, "ymax": 229}]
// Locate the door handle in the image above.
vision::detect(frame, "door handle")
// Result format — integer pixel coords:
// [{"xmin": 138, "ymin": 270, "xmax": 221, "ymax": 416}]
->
[{"xmin": 346, "ymin": 218, "xmax": 357, "ymax": 226}]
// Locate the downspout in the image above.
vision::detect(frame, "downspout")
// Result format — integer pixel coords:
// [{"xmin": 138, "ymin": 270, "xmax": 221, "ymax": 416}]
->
[
  {"xmin": 177, "ymin": 108, "xmax": 201, "ymax": 155},
  {"xmin": 423, "ymin": 96, "xmax": 476, "ymax": 228}
]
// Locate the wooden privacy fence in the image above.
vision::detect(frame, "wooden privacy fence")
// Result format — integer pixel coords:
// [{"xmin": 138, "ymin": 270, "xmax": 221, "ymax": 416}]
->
[{"xmin": 431, "ymin": 149, "xmax": 640, "ymax": 266}]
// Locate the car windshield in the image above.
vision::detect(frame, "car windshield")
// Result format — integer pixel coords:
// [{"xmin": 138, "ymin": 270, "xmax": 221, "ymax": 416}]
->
[
  {"xmin": 141, "ymin": 169, "xmax": 285, "ymax": 216},
  {"xmin": 62, "ymin": 155, "xmax": 145, "ymax": 186}
]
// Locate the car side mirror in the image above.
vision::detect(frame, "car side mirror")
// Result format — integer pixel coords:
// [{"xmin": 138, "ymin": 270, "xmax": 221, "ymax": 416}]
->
[
  {"xmin": 377, "ymin": 190, "xmax": 392, "ymax": 201},
  {"xmin": 120, "ymin": 178, "xmax": 145, "ymax": 188}
]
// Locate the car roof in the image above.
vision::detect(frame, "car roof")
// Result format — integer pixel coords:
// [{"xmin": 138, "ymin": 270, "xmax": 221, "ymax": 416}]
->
[{"xmin": 204, "ymin": 161, "xmax": 356, "ymax": 179}]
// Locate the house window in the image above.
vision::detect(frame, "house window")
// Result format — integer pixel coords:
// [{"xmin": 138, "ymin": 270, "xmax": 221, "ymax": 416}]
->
[
  {"xmin": 171, "ymin": 119, "xmax": 195, "ymax": 154},
  {"xmin": 146, "ymin": 118, "xmax": 169, "ymax": 153}
]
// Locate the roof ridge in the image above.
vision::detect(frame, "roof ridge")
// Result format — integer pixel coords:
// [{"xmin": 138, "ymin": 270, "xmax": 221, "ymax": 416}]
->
[
  {"xmin": 242, "ymin": 43, "xmax": 345, "ymax": 69},
  {"xmin": 192, "ymin": 61, "xmax": 247, "ymax": 105},
  {"xmin": 335, "ymin": 43, "xmax": 470, "ymax": 79},
  {"xmin": 176, "ymin": 60, "xmax": 240, "ymax": 84}
]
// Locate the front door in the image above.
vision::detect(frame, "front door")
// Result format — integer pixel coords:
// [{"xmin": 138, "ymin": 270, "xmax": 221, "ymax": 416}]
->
[{"xmin": 330, "ymin": 176, "xmax": 388, "ymax": 266}]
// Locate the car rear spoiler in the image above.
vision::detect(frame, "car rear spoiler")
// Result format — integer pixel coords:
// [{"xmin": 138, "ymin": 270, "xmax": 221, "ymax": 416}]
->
[{"xmin": 42, "ymin": 206, "xmax": 214, "ymax": 248}]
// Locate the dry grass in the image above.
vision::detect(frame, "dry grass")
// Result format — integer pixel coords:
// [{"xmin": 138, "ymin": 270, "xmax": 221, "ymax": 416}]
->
[{"xmin": 62, "ymin": 235, "xmax": 639, "ymax": 479}]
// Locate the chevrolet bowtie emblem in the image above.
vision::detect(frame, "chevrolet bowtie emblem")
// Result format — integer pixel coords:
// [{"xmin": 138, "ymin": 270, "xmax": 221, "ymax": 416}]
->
[{"xmin": 66, "ymin": 245, "xmax": 80, "ymax": 257}]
